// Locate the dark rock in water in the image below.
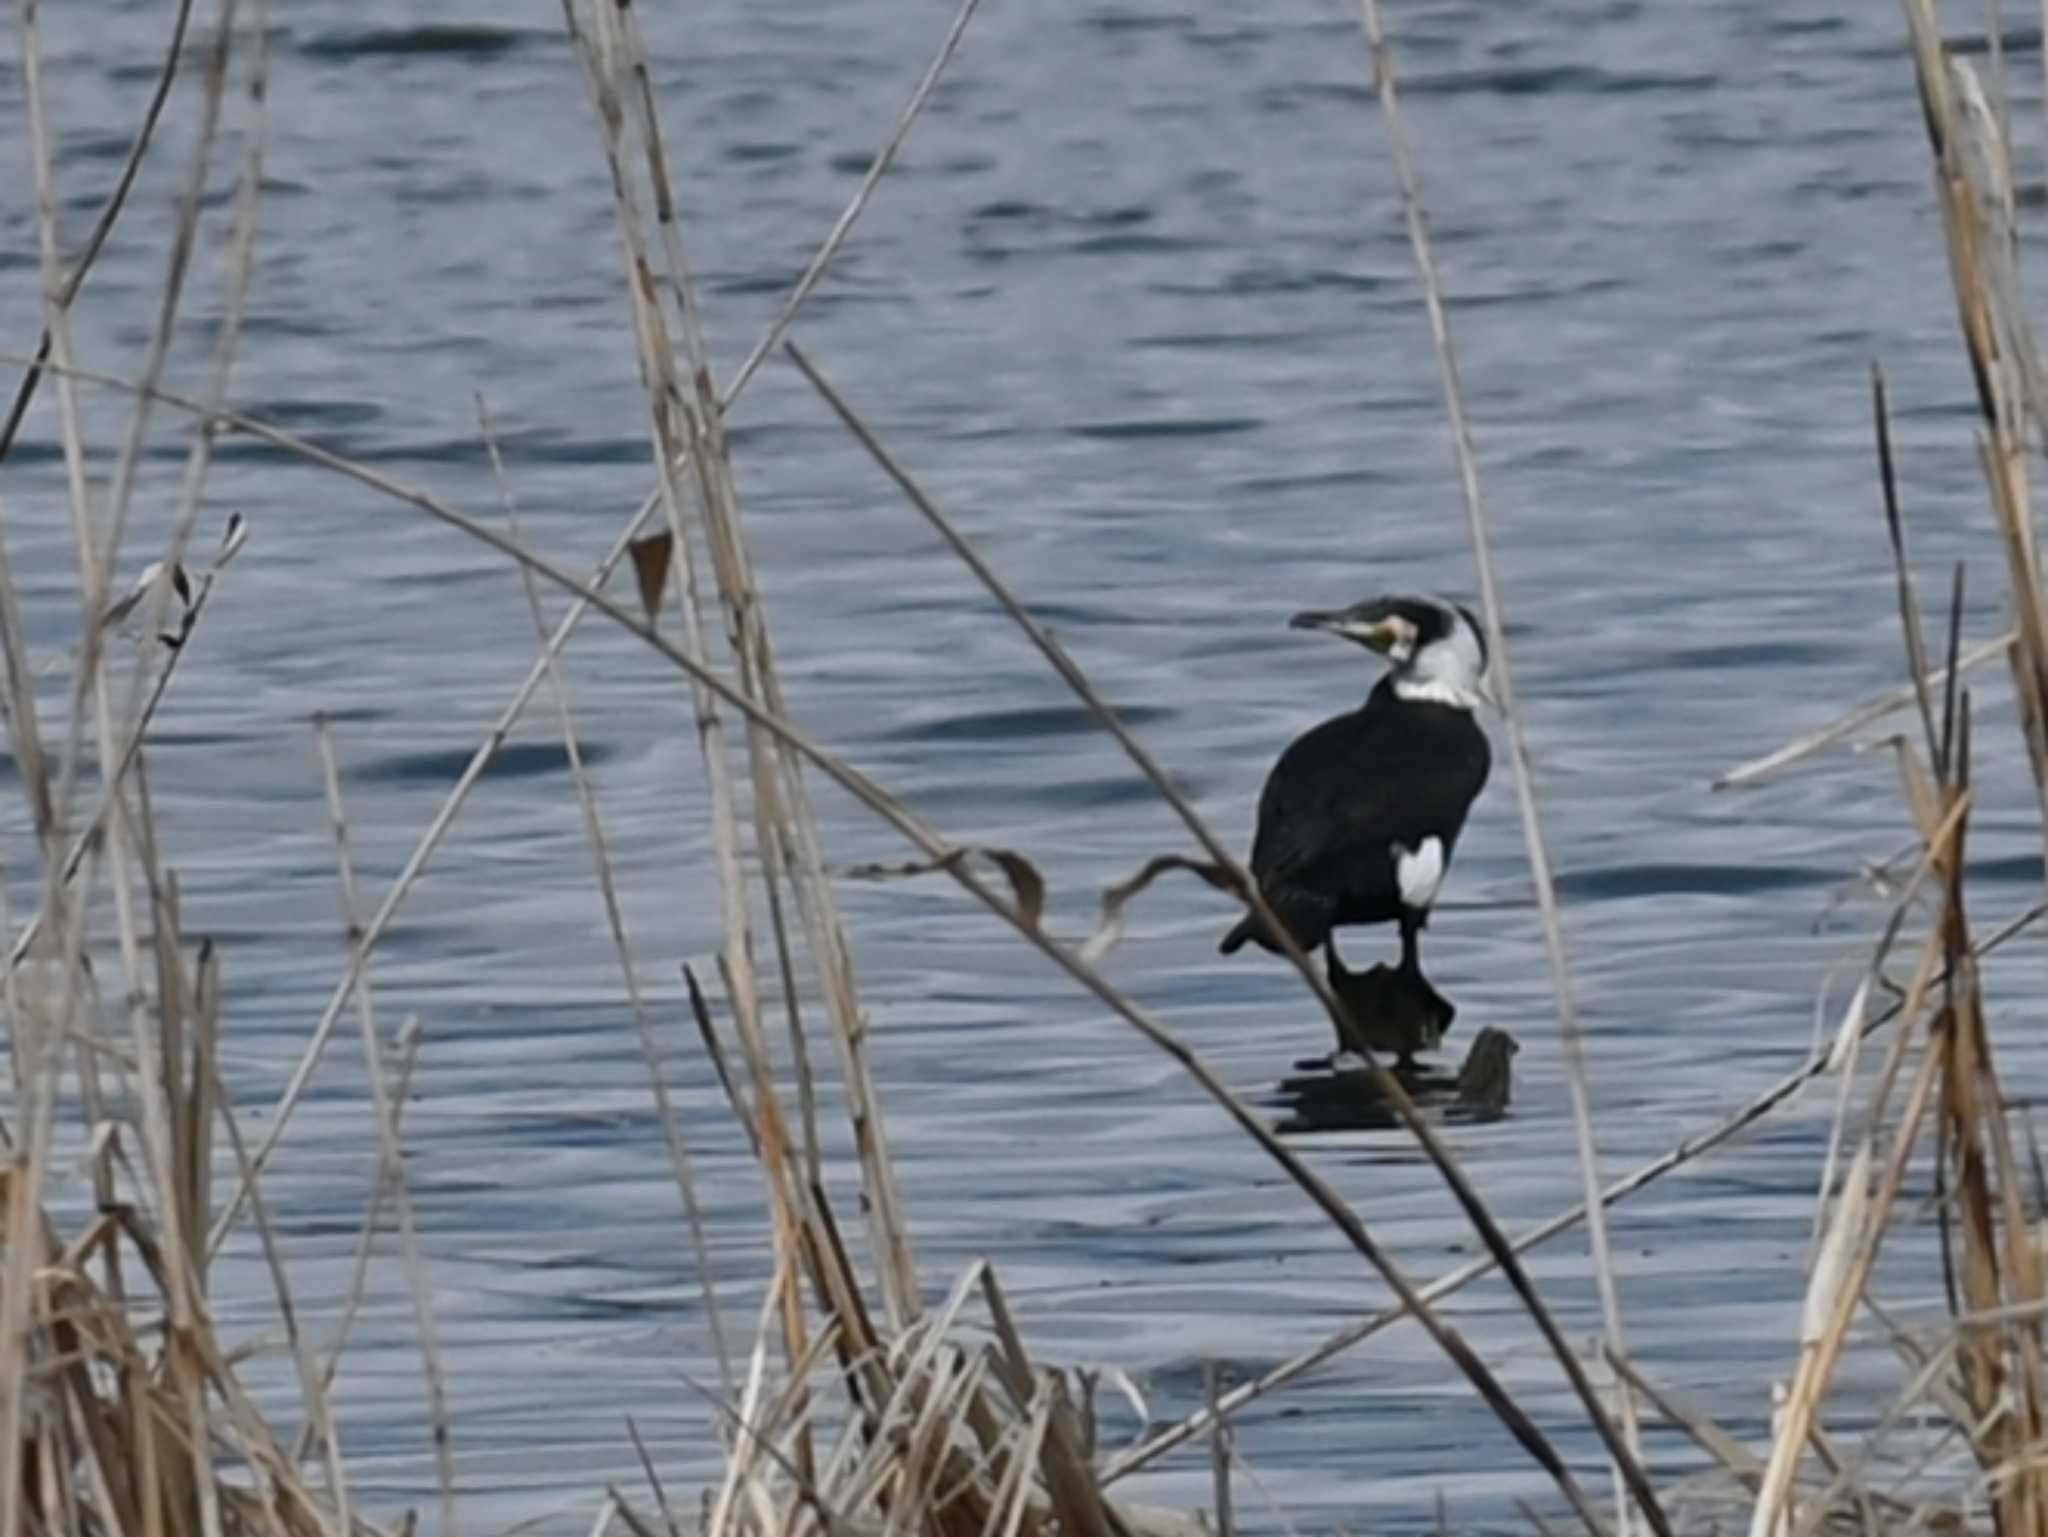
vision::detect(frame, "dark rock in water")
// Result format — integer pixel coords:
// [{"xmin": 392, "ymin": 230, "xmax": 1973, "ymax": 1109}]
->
[{"xmin": 1454, "ymin": 1027, "xmax": 1519, "ymax": 1119}]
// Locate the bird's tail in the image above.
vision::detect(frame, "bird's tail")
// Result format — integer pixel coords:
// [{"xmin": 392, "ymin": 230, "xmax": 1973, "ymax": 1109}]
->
[{"xmin": 1218, "ymin": 914, "xmax": 1256, "ymax": 954}]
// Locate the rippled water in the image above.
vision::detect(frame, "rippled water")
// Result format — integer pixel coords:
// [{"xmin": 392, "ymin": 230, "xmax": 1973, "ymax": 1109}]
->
[{"xmin": 5, "ymin": 0, "xmax": 2047, "ymax": 1531}]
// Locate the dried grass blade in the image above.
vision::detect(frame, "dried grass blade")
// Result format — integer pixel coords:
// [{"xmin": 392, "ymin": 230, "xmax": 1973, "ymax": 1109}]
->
[
  {"xmin": 312, "ymin": 720, "xmax": 459, "ymax": 1537},
  {"xmin": 480, "ymin": 395, "xmax": 733, "ymax": 1401},
  {"xmin": 1713, "ymin": 632, "xmax": 2012, "ymax": 790},
  {"xmin": 1349, "ymin": 1, "xmax": 1649, "ymax": 1525},
  {"xmin": 1872, "ymin": 364, "xmax": 1941, "ymax": 768},
  {"xmin": 723, "ymin": 0, "xmax": 987, "ymax": 403},
  {"xmin": 205, "ymin": 493, "xmax": 659, "ymax": 1253}
]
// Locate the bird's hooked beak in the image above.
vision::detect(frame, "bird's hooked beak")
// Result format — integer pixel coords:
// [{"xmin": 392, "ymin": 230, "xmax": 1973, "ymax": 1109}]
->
[{"xmin": 1289, "ymin": 608, "xmax": 1412, "ymax": 656}]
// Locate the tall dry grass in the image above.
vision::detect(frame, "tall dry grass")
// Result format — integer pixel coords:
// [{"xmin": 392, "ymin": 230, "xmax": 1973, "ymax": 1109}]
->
[{"xmin": 7, "ymin": 1, "xmax": 2048, "ymax": 1535}]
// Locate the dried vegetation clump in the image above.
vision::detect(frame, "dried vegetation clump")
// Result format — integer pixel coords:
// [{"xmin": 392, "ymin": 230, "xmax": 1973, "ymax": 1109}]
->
[{"xmin": 8, "ymin": 0, "xmax": 2048, "ymax": 1535}]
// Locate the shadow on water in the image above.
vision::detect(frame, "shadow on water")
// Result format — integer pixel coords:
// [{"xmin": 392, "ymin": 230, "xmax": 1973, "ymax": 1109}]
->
[
  {"xmin": 1266, "ymin": 1026, "xmax": 1521, "ymax": 1135},
  {"xmin": 351, "ymin": 739, "xmax": 618, "ymax": 785}
]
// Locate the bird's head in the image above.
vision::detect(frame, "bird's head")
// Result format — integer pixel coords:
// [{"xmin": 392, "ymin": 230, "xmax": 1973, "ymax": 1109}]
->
[{"xmin": 1288, "ymin": 594, "xmax": 1489, "ymax": 708}]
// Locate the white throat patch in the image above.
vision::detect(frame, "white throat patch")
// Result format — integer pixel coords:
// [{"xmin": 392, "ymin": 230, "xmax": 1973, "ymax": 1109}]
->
[
  {"xmin": 1392, "ymin": 610, "xmax": 1486, "ymax": 710},
  {"xmin": 1393, "ymin": 675, "xmax": 1480, "ymax": 708},
  {"xmin": 1394, "ymin": 836, "xmax": 1447, "ymax": 911}
]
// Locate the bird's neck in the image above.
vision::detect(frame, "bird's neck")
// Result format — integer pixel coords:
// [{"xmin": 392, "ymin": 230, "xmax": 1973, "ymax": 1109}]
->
[{"xmin": 1388, "ymin": 624, "xmax": 1485, "ymax": 710}]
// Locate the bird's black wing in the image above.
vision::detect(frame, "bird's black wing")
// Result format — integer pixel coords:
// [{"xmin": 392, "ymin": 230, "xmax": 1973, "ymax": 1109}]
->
[
  {"xmin": 1250, "ymin": 703, "xmax": 1488, "ymax": 883},
  {"xmin": 1247, "ymin": 711, "xmax": 1401, "ymax": 885}
]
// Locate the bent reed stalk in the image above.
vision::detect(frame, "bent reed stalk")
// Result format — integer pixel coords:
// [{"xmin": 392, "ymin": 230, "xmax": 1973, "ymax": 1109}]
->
[{"xmin": 7, "ymin": 4, "xmax": 2048, "ymax": 1537}]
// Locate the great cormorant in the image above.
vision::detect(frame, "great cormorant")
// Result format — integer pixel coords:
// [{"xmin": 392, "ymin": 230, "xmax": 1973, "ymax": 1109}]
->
[{"xmin": 1220, "ymin": 594, "xmax": 1491, "ymax": 1062}]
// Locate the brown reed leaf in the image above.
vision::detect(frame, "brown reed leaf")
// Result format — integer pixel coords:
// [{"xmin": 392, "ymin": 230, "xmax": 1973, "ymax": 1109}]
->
[
  {"xmin": 629, "ymin": 530, "xmax": 674, "ymax": 622},
  {"xmin": 1080, "ymin": 854, "xmax": 1236, "ymax": 964},
  {"xmin": 845, "ymin": 847, "xmax": 1048, "ymax": 930}
]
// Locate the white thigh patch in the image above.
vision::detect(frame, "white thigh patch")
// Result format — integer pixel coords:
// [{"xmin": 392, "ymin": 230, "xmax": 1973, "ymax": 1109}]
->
[{"xmin": 1394, "ymin": 836, "xmax": 1446, "ymax": 910}]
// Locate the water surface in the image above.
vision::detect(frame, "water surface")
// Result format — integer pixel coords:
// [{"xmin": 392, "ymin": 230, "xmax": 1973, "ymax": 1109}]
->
[{"xmin": 1, "ymin": 1, "xmax": 2040, "ymax": 1530}]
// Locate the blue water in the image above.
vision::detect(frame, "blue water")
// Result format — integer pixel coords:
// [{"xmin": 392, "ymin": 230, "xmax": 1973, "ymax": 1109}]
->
[{"xmin": 4, "ymin": 0, "xmax": 2044, "ymax": 1531}]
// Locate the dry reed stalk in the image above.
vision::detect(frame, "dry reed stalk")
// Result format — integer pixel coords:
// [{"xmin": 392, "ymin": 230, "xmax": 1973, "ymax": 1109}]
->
[
  {"xmin": 92, "ymin": 0, "xmax": 235, "ymax": 635},
  {"xmin": 1907, "ymin": 0, "xmax": 2048, "ymax": 834},
  {"xmin": 723, "ymin": 0, "xmax": 986, "ymax": 403},
  {"xmin": 8, "ymin": 511, "xmax": 251, "ymax": 977},
  {"xmin": 1603, "ymin": 1351, "xmax": 1766, "ymax": 1499},
  {"xmin": 107, "ymin": 0, "xmax": 268, "ymax": 796},
  {"xmin": 1739, "ymin": 784, "xmax": 1963, "ymax": 1537},
  {"xmin": 567, "ymin": 3, "xmax": 842, "ymax": 1473},
  {"xmin": 1780, "ymin": 1334, "xmax": 1963, "ymax": 1537},
  {"xmin": 313, "ymin": 722, "xmax": 459, "ymax": 1537},
  {"xmin": 207, "ymin": 498, "xmax": 656, "ymax": 1252},
  {"xmin": 42, "ymin": 0, "xmax": 234, "ymax": 1018},
  {"xmin": 1914, "ymin": 697, "xmax": 2048, "ymax": 1532},
  {"xmin": 610, "ymin": 95, "xmax": 837, "ymax": 1243},
  {"xmin": 562, "ymin": 4, "xmax": 785, "ymax": 1318},
  {"xmin": 65, "ymin": 13, "xmax": 271, "ymax": 1527},
  {"xmin": 595, "ymin": 0, "xmax": 926, "ymax": 1332},
  {"xmin": 685, "ymin": 1250, "xmax": 1207, "ymax": 1537},
  {"xmin": 1750, "ymin": 1044, "xmax": 1940, "ymax": 1537},
  {"xmin": 480, "ymin": 396, "xmax": 736, "ymax": 1402},
  {"xmin": 1347, "ymin": 5, "xmax": 1649, "ymax": 1532},
  {"xmin": 0, "ymin": 0, "xmax": 195, "ymax": 858},
  {"xmin": 6, "ymin": 0, "xmax": 225, "ymax": 1528},
  {"xmin": 1205, "ymin": 1365, "xmax": 1232, "ymax": 1537},
  {"xmin": 1877, "ymin": 11, "xmax": 2048, "ymax": 1535},
  {"xmin": 0, "ymin": 0, "xmax": 194, "ymax": 467},
  {"xmin": 288, "ymin": 1017, "xmax": 424, "ymax": 1470},
  {"xmin": 0, "ymin": 906, "xmax": 362, "ymax": 1537},
  {"xmin": 1872, "ymin": 367, "xmax": 1942, "ymax": 770},
  {"xmin": 693, "ymin": 957, "xmax": 874, "ymax": 1446},
  {"xmin": 207, "ymin": 1060, "xmax": 352, "ymax": 1536},
  {"xmin": 4, "ymin": 17, "xmax": 385, "ymax": 1537},
  {"xmin": 1715, "ymin": 631, "xmax": 2014, "ymax": 790}
]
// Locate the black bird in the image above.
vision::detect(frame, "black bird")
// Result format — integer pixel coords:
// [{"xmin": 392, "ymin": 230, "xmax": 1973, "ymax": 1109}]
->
[{"xmin": 1220, "ymin": 594, "xmax": 1491, "ymax": 1061}]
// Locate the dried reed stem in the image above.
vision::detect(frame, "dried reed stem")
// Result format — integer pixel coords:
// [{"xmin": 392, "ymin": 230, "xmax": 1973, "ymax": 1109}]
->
[
  {"xmin": 210, "ymin": 1055, "xmax": 354, "ymax": 1535},
  {"xmin": 584, "ymin": 0, "xmax": 928, "ymax": 1333},
  {"xmin": 207, "ymin": 500, "xmax": 655, "ymax": 1253},
  {"xmin": 479, "ymin": 395, "xmax": 735, "ymax": 1401},
  {"xmin": 0, "ymin": 0, "xmax": 195, "ymax": 466},
  {"xmin": 1716, "ymin": 631, "xmax": 2014, "ymax": 790},
  {"xmin": 289, "ymin": 1016, "xmax": 424, "ymax": 1470},
  {"xmin": 1349, "ymin": 5, "xmax": 1648, "ymax": 1532},
  {"xmin": 314, "ymin": 722, "xmax": 460, "ymax": 1537},
  {"xmin": 722, "ymin": 0, "xmax": 987, "ymax": 403}
]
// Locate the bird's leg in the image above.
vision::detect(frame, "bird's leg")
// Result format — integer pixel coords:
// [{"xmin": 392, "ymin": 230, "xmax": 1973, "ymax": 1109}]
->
[
  {"xmin": 1396, "ymin": 908, "xmax": 1455, "ymax": 1058},
  {"xmin": 1321, "ymin": 935, "xmax": 1356, "ymax": 1059},
  {"xmin": 1394, "ymin": 923, "xmax": 1421, "ymax": 1077}
]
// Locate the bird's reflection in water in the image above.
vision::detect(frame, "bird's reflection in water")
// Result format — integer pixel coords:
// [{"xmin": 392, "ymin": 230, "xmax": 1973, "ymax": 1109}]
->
[{"xmin": 1271, "ymin": 1026, "xmax": 1520, "ymax": 1135}]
